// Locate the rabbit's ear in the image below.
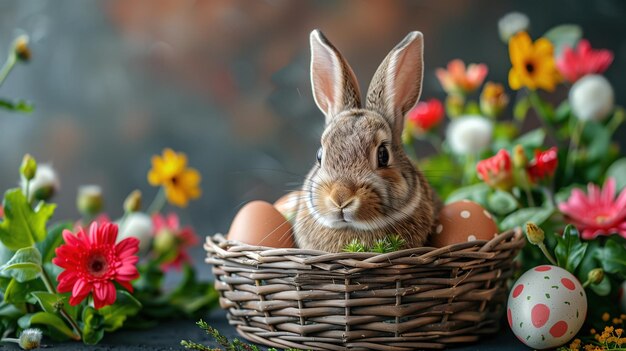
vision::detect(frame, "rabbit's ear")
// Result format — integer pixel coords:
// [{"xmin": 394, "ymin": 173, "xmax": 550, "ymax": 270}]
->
[
  {"xmin": 310, "ymin": 30, "xmax": 362, "ymax": 124},
  {"xmin": 366, "ymin": 31, "xmax": 424, "ymax": 139}
]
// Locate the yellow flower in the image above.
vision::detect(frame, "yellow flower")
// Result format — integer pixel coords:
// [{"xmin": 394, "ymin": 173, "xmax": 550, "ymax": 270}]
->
[
  {"xmin": 148, "ymin": 148, "xmax": 201, "ymax": 207},
  {"xmin": 508, "ymin": 31, "xmax": 561, "ymax": 91}
]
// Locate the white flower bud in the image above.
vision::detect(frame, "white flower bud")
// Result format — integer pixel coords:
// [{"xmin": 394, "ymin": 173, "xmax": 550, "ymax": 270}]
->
[
  {"xmin": 446, "ymin": 115, "xmax": 493, "ymax": 155},
  {"xmin": 21, "ymin": 164, "xmax": 60, "ymax": 202},
  {"xmin": 19, "ymin": 328, "xmax": 42, "ymax": 350},
  {"xmin": 498, "ymin": 12, "xmax": 530, "ymax": 42},
  {"xmin": 569, "ymin": 74, "xmax": 614, "ymax": 122},
  {"xmin": 117, "ymin": 212, "xmax": 153, "ymax": 255}
]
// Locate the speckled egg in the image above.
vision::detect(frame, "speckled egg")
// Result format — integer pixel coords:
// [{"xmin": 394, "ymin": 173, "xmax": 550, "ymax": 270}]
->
[
  {"xmin": 507, "ymin": 265, "xmax": 587, "ymax": 349},
  {"xmin": 227, "ymin": 200, "xmax": 295, "ymax": 248},
  {"xmin": 430, "ymin": 200, "xmax": 499, "ymax": 247}
]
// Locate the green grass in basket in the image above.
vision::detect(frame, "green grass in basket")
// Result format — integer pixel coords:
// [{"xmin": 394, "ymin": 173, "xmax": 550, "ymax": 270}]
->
[
  {"xmin": 181, "ymin": 320, "xmax": 306, "ymax": 351},
  {"xmin": 343, "ymin": 234, "xmax": 407, "ymax": 253}
]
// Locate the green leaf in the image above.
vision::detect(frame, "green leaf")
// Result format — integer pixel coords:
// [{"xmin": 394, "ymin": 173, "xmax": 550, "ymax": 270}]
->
[
  {"xmin": 82, "ymin": 307, "xmax": 105, "ymax": 345},
  {"xmin": 18, "ymin": 312, "xmax": 76, "ymax": 340},
  {"xmin": 0, "ymin": 189, "xmax": 56, "ymax": 250},
  {"xmin": 99, "ymin": 290, "xmax": 142, "ymax": 332},
  {"xmin": 0, "ymin": 98, "xmax": 34, "ymax": 113},
  {"xmin": 543, "ymin": 24, "xmax": 583, "ymax": 57},
  {"xmin": 513, "ymin": 129, "xmax": 546, "ymax": 149},
  {"xmin": 590, "ymin": 275, "xmax": 611, "ymax": 296},
  {"xmin": 500, "ymin": 205, "xmax": 554, "ymax": 231},
  {"xmin": 0, "ymin": 301, "xmax": 23, "ymax": 318},
  {"xmin": 487, "ymin": 190, "xmax": 518, "ymax": 215},
  {"xmin": 31, "ymin": 292, "xmax": 62, "ymax": 314},
  {"xmin": 4, "ymin": 277, "xmax": 45, "ymax": 304},
  {"xmin": 166, "ymin": 266, "xmax": 219, "ymax": 317},
  {"xmin": 513, "ymin": 96, "xmax": 531, "ymax": 122},
  {"xmin": 554, "ymin": 225, "xmax": 588, "ymax": 273},
  {"xmin": 607, "ymin": 158, "xmax": 626, "ymax": 191},
  {"xmin": 445, "ymin": 183, "xmax": 490, "ymax": 205},
  {"xmin": 596, "ymin": 237, "xmax": 626, "ymax": 276},
  {"xmin": 36, "ymin": 222, "xmax": 73, "ymax": 263},
  {"xmin": 1, "ymin": 247, "xmax": 42, "ymax": 282}
]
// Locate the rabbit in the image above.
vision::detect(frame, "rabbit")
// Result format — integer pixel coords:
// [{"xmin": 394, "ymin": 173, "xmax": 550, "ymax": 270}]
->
[{"xmin": 293, "ymin": 30, "xmax": 440, "ymax": 253}]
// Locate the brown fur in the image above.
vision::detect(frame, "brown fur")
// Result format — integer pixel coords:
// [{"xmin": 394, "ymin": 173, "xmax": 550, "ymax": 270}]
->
[{"xmin": 294, "ymin": 30, "xmax": 438, "ymax": 252}]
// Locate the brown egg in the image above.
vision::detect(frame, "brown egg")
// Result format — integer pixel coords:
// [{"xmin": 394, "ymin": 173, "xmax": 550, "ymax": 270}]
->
[
  {"xmin": 227, "ymin": 200, "xmax": 295, "ymax": 248},
  {"xmin": 273, "ymin": 191, "xmax": 302, "ymax": 223},
  {"xmin": 430, "ymin": 200, "xmax": 499, "ymax": 247}
]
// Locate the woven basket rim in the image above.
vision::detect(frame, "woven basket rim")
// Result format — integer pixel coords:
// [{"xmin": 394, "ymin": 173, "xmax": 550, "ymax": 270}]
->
[{"xmin": 205, "ymin": 228, "xmax": 524, "ymax": 262}]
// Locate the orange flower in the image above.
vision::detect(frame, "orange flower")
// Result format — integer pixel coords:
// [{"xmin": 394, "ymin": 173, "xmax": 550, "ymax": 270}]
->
[
  {"xmin": 148, "ymin": 148, "xmax": 201, "ymax": 207},
  {"xmin": 436, "ymin": 59, "xmax": 488, "ymax": 95},
  {"xmin": 508, "ymin": 32, "xmax": 561, "ymax": 91}
]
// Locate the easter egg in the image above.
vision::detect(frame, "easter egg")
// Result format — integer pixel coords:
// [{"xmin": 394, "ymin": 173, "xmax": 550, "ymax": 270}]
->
[
  {"xmin": 507, "ymin": 265, "xmax": 587, "ymax": 349},
  {"xmin": 430, "ymin": 200, "xmax": 499, "ymax": 247},
  {"xmin": 227, "ymin": 200, "xmax": 294, "ymax": 248},
  {"xmin": 273, "ymin": 191, "xmax": 302, "ymax": 223},
  {"xmin": 620, "ymin": 281, "xmax": 626, "ymax": 312}
]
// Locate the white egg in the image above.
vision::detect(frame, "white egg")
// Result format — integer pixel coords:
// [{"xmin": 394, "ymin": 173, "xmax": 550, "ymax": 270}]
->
[
  {"xmin": 507, "ymin": 265, "xmax": 587, "ymax": 349},
  {"xmin": 620, "ymin": 281, "xmax": 626, "ymax": 312}
]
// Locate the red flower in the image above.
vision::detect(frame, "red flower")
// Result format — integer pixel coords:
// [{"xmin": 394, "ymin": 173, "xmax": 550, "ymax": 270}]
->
[
  {"xmin": 559, "ymin": 178, "xmax": 626, "ymax": 239},
  {"xmin": 53, "ymin": 222, "xmax": 140, "ymax": 309},
  {"xmin": 476, "ymin": 149, "xmax": 514, "ymax": 190},
  {"xmin": 527, "ymin": 147, "xmax": 558, "ymax": 182},
  {"xmin": 152, "ymin": 213, "xmax": 199, "ymax": 271},
  {"xmin": 407, "ymin": 99, "xmax": 444, "ymax": 133},
  {"xmin": 556, "ymin": 39, "xmax": 613, "ymax": 83}
]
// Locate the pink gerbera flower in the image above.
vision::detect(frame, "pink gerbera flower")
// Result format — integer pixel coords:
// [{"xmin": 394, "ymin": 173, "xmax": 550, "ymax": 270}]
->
[
  {"xmin": 558, "ymin": 178, "xmax": 626, "ymax": 239},
  {"xmin": 152, "ymin": 213, "xmax": 199, "ymax": 271},
  {"xmin": 53, "ymin": 222, "xmax": 140, "ymax": 309},
  {"xmin": 556, "ymin": 39, "xmax": 614, "ymax": 83}
]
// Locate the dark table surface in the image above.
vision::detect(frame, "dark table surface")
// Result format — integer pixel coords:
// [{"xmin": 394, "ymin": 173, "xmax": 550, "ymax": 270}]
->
[{"xmin": 28, "ymin": 309, "xmax": 527, "ymax": 350}]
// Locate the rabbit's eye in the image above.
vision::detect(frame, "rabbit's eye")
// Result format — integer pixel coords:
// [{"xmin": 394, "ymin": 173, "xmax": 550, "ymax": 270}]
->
[
  {"xmin": 316, "ymin": 147, "xmax": 323, "ymax": 164},
  {"xmin": 377, "ymin": 145, "xmax": 389, "ymax": 167}
]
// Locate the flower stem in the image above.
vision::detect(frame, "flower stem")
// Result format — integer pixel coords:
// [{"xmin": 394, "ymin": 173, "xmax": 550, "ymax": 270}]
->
[
  {"xmin": 538, "ymin": 242, "xmax": 557, "ymax": 266},
  {"xmin": 565, "ymin": 120, "xmax": 585, "ymax": 181},
  {"xmin": 0, "ymin": 51, "xmax": 16, "ymax": 86},
  {"xmin": 462, "ymin": 153, "xmax": 476, "ymax": 185},
  {"xmin": 528, "ymin": 90, "xmax": 558, "ymax": 143},
  {"xmin": 40, "ymin": 268, "xmax": 82, "ymax": 340},
  {"xmin": 147, "ymin": 187, "xmax": 167, "ymax": 215},
  {"xmin": 24, "ymin": 179, "xmax": 30, "ymax": 203}
]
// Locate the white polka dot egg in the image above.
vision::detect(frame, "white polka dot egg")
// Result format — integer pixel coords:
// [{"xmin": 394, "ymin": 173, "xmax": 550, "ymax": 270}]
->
[
  {"xmin": 430, "ymin": 200, "xmax": 499, "ymax": 247},
  {"xmin": 508, "ymin": 265, "xmax": 587, "ymax": 349}
]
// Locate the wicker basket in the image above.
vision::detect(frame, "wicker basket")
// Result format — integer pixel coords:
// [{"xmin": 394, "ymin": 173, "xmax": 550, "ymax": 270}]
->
[{"xmin": 205, "ymin": 229, "xmax": 524, "ymax": 350}]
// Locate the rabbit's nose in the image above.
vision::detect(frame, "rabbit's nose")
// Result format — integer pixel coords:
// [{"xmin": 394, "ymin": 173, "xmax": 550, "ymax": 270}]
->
[{"xmin": 328, "ymin": 184, "xmax": 355, "ymax": 209}]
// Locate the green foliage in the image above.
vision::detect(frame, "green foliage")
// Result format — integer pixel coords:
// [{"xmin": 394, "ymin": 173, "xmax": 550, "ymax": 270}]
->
[
  {"xmin": 554, "ymin": 225, "xmax": 587, "ymax": 273},
  {"xmin": 499, "ymin": 204, "xmax": 554, "ymax": 231},
  {"xmin": 343, "ymin": 235, "xmax": 406, "ymax": 254},
  {"xmin": 445, "ymin": 183, "xmax": 490, "ymax": 205},
  {"xmin": 1, "ymin": 247, "xmax": 42, "ymax": 282},
  {"xmin": 0, "ymin": 189, "xmax": 56, "ymax": 250},
  {"xmin": 181, "ymin": 320, "xmax": 306, "ymax": 351},
  {"xmin": 18, "ymin": 312, "xmax": 77, "ymax": 341},
  {"xmin": 81, "ymin": 307, "xmax": 105, "ymax": 345},
  {"xmin": 606, "ymin": 158, "xmax": 626, "ymax": 191},
  {"xmin": 98, "ymin": 290, "xmax": 142, "ymax": 332},
  {"xmin": 596, "ymin": 238, "xmax": 626, "ymax": 279},
  {"xmin": 343, "ymin": 239, "xmax": 366, "ymax": 253},
  {"xmin": 0, "ymin": 98, "xmax": 34, "ymax": 113},
  {"xmin": 487, "ymin": 190, "xmax": 518, "ymax": 215}
]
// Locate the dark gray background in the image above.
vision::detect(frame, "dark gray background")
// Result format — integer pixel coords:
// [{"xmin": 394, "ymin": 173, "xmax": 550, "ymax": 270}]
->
[{"xmin": 0, "ymin": 1, "xmax": 624, "ymax": 349}]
